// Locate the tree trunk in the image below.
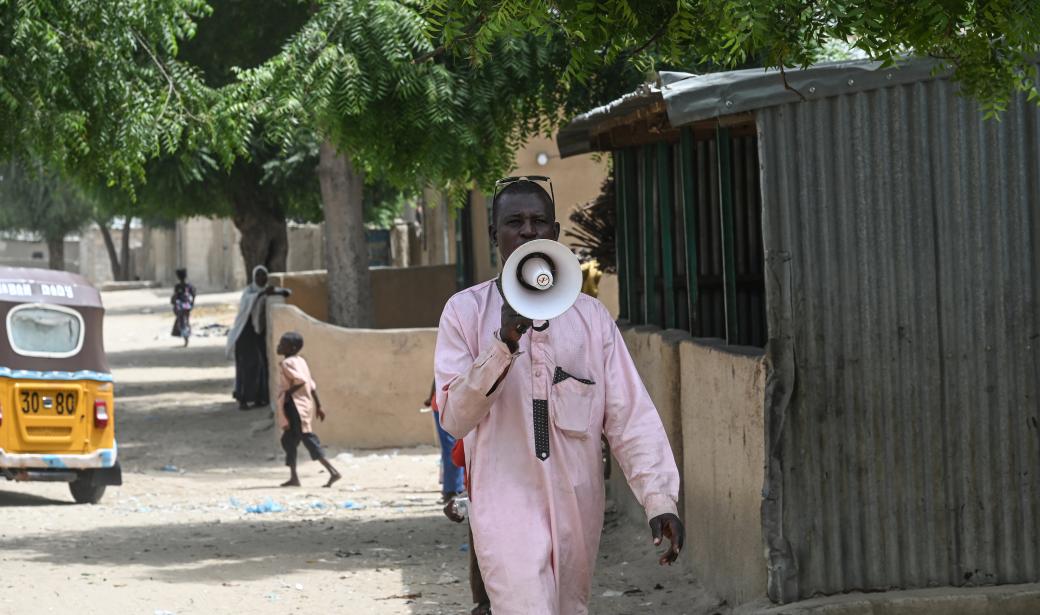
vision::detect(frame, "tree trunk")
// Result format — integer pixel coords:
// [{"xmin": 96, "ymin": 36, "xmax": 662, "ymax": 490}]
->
[
  {"xmin": 318, "ymin": 141, "xmax": 372, "ymax": 328},
  {"xmin": 119, "ymin": 217, "xmax": 132, "ymax": 281},
  {"xmin": 226, "ymin": 160, "xmax": 289, "ymax": 278},
  {"xmin": 231, "ymin": 203, "xmax": 289, "ymax": 278},
  {"xmin": 45, "ymin": 235, "xmax": 65, "ymax": 270},
  {"xmin": 97, "ymin": 222, "xmax": 122, "ymax": 280}
]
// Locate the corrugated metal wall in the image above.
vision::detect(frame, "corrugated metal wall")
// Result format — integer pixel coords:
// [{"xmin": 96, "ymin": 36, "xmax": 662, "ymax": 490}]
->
[{"xmin": 758, "ymin": 78, "xmax": 1040, "ymax": 601}]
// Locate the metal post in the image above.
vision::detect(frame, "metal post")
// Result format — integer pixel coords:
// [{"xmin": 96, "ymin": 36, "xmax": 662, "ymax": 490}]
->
[
  {"xmin": 717, "ymin": 127, "xmax": 739, "ymax": 344},
  {"xmin": 614, "ymin": 151, "xmax": 630, "ymax": 320},
  {"xmin": 679, "ymin": 128, "xmax": 700, "ymax": 334},
  {"xmin": 642, "ymin": 144, "xmax": 659, "ymax": 326},
  {"xmin": 626, "ymin": 149, "xmax": 642, "ymax": 323},
  {"xmin": 657, "ymin": 141, "xmax": 676, "ymax": 329}
]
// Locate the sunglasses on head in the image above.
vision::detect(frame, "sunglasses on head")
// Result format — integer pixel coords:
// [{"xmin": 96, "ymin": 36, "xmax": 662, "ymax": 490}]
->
[{"xmin": 492, "ymin": 175, "xmax": 556, "ymax": 205}]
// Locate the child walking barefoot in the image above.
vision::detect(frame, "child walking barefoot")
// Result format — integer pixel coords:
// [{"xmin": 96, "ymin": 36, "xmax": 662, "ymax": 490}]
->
[{"xmin": 276, "ymin": 332, "xmax": 341, "ymax": 488}]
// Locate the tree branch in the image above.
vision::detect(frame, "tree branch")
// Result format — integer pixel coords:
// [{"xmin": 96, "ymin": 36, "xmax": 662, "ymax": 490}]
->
[
  {"xmin": 413, "ymin": 14, "xmax": 487, "ymax": 64},
  {"xmin": 131, "ymin": 29, "xmax": 200, "ymax": 122},
  {"xmin": 625, "ymin": 21, "xmax": 670, "ymax": 59},
  {"xmin": 779, "ymin": 64, "xmax": 807, "ymax": 101}
]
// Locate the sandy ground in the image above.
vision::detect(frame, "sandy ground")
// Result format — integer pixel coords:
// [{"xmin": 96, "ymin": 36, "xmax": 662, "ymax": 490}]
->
[{"xmin": 0, "ymin": 288, "xmax": 722, "ymax": 615}]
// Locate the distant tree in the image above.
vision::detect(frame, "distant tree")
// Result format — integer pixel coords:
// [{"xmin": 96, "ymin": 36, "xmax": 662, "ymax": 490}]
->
[
  {"xmin": 88, "ymin": 190, "xmax": 141, "ymax": 282},
  {"xmin": 0, "ymin": 0, "xmax": 245, "ymax": 188},
  {"xmin": 429, "ymin": 0, "xmax": 1040, "ymax": 116},
  {"xmin": 0, "ymin": 159, "xmax": 94, "ymax": 270}
]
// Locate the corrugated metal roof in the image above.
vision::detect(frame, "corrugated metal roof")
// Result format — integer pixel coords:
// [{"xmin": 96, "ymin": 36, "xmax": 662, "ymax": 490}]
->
[
  {"xmin": 557, "ymin": 81, "xmax": 665, "ymax": 157},
  {"xmin": 758, "ymin": 73, "xmax": 1040, "ymax": 601},
  {"xmin": 558, "ymin": 58, "xmax": 946, "ymax": 157}
]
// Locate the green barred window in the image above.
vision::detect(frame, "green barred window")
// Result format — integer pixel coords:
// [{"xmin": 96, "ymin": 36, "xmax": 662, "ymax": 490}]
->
[{"xmin": 614, "ymin": 127, "xmax": 767, "ymax": 347}]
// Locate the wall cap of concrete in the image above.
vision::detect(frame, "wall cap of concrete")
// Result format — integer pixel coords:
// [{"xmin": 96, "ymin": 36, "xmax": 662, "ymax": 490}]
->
[
  {"xmin": 99, "ymin": 280, "xmax": 162, "ymax": 291},
  {"xmin": 617, "ymin": 322, "xmax": 768, "ymax": 359},
  {"xmin": 684, "ymin": 336, "xmax": 767, "ymax": 359},
  {"xmin": 271, "ymin": 302, "xmax": 437, "ymax": 334},
  {"xmin": 619, "ymin": 323, "xmax": 693, "ymax": 347},
  {"xmin": 273, "ymin": 264, "xmax": 461, "ymax": 277}
]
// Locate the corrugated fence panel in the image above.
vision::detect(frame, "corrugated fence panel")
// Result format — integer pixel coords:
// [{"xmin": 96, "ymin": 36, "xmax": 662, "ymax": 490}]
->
[{"xmin": 759, "ymin": 78, "xmax": 1040, "ymax": 600}]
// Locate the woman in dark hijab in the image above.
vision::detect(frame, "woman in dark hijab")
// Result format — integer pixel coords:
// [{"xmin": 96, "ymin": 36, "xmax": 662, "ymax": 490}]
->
[{"xmin": 227, "ymin": 266, "xmax": 290, "ymax": 410}]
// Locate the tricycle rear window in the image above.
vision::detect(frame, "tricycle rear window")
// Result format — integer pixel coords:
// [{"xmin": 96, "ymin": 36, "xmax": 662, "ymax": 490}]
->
[{"xmin": 6, "ymin": 304, "xmax": 84, "ymax": 358}]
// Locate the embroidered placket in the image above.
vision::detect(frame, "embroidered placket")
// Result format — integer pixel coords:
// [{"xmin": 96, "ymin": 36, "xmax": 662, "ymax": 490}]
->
[{"xmin": 533, "ymin": 399, "xmax": 550, "ymax": 460}]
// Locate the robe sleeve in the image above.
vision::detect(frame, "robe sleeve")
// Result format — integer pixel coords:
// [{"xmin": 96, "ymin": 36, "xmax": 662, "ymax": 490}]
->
[
  {"xmin": 435, "ymin": 301, "xmax": 517, "ymax": 440},
  {"xmin": 600, "ymin": 312, "xmax": 681, "ymax": 523}
]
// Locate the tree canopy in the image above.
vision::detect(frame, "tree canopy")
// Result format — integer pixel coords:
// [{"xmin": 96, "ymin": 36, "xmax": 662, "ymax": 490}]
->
[
  {"xmin": 428, "ymin": 0, "xmax": 1040, "ymax": 115},
  {"xmin": 234, "ymin": 0, "xmax": 646, "ymax": 197},
  {"xmin": 0, "ymin": 0, "xmax": 248, "ymax": 189}
]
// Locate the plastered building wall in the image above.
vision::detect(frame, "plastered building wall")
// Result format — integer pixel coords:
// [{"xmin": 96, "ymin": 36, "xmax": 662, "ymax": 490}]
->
[
  {"xmin": 607, "ymin": 327, "xmax": 768, "ymax": 607},
  {"xmin": 286, "ymin": 224, "xmax": 324, "ymax": 273},
  {"xmin": 172, "ymin": 217, "xmax": 246, "ymax": 292},
  {"xmin": 132, "ymin": 219, "xmax": 323, "ymax": 291},
  {"xmin": 611, "ymin": 326, "xmax": 688, "ymax": 523},
  {"xmin": 680, "ymin": 339, "xmax": 767, "ymax": 606},
  {"xmin": 140, "ymin": 227, "xmax": 177, "ymax": 285},
  {"xmin": 0, "ymin": 237, "xmax": 79, "ymax": 272},
  {"xmin": 267, "ymin": 302, "xmax": 437, "ymax": 449}
]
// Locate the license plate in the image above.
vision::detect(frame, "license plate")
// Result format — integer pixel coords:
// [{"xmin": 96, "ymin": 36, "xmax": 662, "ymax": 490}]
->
[{"xmin": 19, "ymin": 390, "xmax": 78, "ymax": 416}]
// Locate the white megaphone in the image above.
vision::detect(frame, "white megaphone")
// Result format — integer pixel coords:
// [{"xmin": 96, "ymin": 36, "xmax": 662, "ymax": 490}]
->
[{"xmin": 501, "ymin": 239, "xmax": 583, "ymax": 321}]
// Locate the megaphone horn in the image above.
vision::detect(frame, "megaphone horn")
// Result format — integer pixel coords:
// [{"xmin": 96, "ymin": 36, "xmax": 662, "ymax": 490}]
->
[
  {"xmin": 501, "ymin": 239, "xmax": 582, "ymax": 321},
  {"xmin": 517, "ymin": 253, "xmax": 555, "ymax": 291}
]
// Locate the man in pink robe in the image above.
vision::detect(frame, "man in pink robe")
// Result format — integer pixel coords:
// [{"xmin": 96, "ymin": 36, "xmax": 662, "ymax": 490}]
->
[{"xmin": 435, "ymin": 179, "xmax": 684, "ymax": 615}]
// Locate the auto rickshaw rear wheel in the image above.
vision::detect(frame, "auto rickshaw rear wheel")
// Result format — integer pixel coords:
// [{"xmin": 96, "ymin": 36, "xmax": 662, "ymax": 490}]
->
[{"xmin": 69, "ymin": 472, "xmax": 107, "ymax": 504}]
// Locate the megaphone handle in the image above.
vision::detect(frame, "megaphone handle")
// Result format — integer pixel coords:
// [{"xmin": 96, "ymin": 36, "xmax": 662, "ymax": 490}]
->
[{"xmin": 496, "ymin": 277, "xmax": 534, "ymax": 350}]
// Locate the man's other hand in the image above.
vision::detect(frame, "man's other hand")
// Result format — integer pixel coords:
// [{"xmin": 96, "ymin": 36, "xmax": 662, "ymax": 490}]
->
[
  {"xmin": 443, "ymin": 498, "xmax": 465, "ymax": 523},
  {"xmin": 649, "ymin": 513, "xmax": 685, "ymax": 565}
]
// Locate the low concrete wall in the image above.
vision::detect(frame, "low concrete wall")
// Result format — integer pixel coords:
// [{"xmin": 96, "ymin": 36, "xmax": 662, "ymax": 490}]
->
[
  {"xmin": 610, "ymin": 326, "xmax": 688, "ymax": 524},
  {"xmin": 267, "ymin": 302, "xmax": 437, "ymax": 449},
  {"xmin": 681, "ymin": 339, "xmax": 767, "ymax": 607},
  {"xmin": 270, "ymin": 265, "xmax": 457, "ymax": 328},
  {"xmin": 607, "ymin": 327, "xmax": 768, "ymax": 607}
]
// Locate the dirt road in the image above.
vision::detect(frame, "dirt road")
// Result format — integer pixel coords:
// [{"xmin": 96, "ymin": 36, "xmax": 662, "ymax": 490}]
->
[{"xmin": 0, "ymin": 289, "xmax": 719, "ymax": 615}]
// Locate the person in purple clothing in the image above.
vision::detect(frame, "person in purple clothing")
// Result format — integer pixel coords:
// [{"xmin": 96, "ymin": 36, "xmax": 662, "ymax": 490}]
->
[{"xmin": 170, "ymin": 268, "xmax": 196, "ymax": 347}]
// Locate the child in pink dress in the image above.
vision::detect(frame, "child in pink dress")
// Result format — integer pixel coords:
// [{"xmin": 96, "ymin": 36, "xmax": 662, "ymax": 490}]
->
[{"xmin": 276, "ymin": 332, "xmax": 341, "ymax": 487}]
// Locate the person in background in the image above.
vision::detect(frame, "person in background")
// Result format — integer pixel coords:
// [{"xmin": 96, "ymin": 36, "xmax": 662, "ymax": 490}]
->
[
  {"xmin": 170, "ymin": 268, "xmax": 196, "ymax": 347},
  {"xmin": 275, "ymin": 331, "xmax": 341, "ymax": 487},
  {"xmin": 227, "ymin": 265, "xmax": 290, "ymax": 410},
  {"xmin": 579, "ymin": 260, "xmax": 603, "ymax": 298},
  {"xmin": 424, "ymin": 380, "xmax": 465, "ymax": 503}
]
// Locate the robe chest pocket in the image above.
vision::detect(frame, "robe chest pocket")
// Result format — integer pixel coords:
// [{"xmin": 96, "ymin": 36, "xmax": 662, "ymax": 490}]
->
[{"xmin": 551, "ymin": 367, "xmax": 596, "ymax": 439}]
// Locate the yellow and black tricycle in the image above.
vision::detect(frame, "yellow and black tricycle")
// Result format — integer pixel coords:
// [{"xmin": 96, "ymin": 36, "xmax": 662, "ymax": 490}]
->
[{"xmin": 0, "ymin": 267, "xmax": 121, "ymax": 503}]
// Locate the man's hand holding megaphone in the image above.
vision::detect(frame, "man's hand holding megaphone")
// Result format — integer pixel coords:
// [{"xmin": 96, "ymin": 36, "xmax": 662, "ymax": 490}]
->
[{"xmin": 499, "ymin": 291, "xmax": 533, "ymax": 353}]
